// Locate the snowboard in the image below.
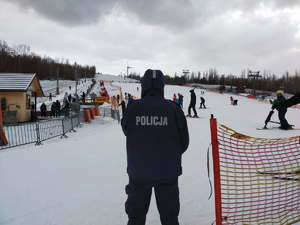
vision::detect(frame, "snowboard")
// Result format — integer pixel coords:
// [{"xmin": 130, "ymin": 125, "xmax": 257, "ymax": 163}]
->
[{"xmin": 256, "ymin": 126, "xmax": 298, "ymax": 130}]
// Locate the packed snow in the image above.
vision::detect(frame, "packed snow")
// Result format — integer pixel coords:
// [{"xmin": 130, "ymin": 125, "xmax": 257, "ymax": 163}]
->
[{"xmin": 0, "ymin": 75, "xmax": 299, "ymax": 225}]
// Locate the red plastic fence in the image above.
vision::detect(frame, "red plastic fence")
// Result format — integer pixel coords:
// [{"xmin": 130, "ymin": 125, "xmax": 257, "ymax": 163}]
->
[{"xmin": 210, "ymin": 118, "xmax": 300, "ymax": 225}]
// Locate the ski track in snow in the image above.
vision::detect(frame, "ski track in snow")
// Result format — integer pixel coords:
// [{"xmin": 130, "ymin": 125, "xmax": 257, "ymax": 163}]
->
[{"xmin": 0, "ymin": 76, "xmax": 299, "ymax": 225}]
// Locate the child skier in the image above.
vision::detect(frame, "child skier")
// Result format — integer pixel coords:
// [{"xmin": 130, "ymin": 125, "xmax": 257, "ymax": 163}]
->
[{"xmin": 199, "ymin": 97, "xmax": 206, "ymax": 109}]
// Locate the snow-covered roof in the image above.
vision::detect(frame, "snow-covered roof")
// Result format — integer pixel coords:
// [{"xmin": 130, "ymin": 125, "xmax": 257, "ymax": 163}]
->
[{"xmin": 0, "ymin": 73, "xmax": 36, "ymax": 91}]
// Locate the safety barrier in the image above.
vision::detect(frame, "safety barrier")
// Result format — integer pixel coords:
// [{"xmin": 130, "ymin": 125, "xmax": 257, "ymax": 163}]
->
[
  {"xmin": 99, "ymin": 106, "xmax": 120, "ymax": 123},
  {"xmin": 0, "ymin": 113, "xmax": 80, "ymax": 150},
  {"xmin": 210, "ymin": 116, "xmax": 300, "ymax": 225}
]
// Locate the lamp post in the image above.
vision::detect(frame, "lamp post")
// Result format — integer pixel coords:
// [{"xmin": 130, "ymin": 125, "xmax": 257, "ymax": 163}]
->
[
  {"xmin": 248, "ymin": 70, "xmax": 262, "ymax": 97},
  {"xmin": 126, "ymin": 64, "xmax": 133, "ymax": 78}
]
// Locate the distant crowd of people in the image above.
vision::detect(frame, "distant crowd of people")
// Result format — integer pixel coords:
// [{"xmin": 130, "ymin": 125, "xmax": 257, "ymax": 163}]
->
[{"xmin": 39, "ymin": 92, "xmax": 81, "ymax": 118}]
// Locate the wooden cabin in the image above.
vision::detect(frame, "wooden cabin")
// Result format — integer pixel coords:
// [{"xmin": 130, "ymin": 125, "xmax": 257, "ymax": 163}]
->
[{"xmin": 0, "ymin": 73, "xmax": 44, "ymax": 123}]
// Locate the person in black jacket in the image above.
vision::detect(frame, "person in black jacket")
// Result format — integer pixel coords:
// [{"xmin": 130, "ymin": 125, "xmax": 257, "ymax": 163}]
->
[
  {"xmin": 121, "ymin": 69, "xmax": 189, "ymax": 225},
  {"xmin": 272, "ymin": 90, "xmax": 291, "ymax": 129},
  {"xmin": 278, "ymin": 92, "xmax": 300, "ymax": 108},
  {"xmin": 40, "ymin": 103, "xmax": 47, "ymax": 117},
  {"xmin": 187, "ymin": 89, "xmax": 198, "ymax": 117}
]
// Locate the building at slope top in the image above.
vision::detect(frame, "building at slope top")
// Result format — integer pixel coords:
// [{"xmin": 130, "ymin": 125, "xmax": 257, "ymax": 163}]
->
[{"xmin": 0, "ymin": 73, "xmax": 44, "ymax": 123}]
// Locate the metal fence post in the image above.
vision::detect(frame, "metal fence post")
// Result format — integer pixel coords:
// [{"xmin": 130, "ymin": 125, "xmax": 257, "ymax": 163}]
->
[{"xmin": 35, "ymin": 122, "xmax": 42, "ymax": 145}]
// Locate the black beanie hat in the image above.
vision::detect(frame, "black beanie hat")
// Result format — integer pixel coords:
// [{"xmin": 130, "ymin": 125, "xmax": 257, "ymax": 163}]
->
[{"xmin": 141, "ymin": 69, "xmax": 165, "ymax": 97}]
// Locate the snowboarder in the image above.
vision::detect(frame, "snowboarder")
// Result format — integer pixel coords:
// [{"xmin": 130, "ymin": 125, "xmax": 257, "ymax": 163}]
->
[
  {"xmin": 121, "ymin": 69, "xmax": 189, "ymax": 225},
  {"xmin": 187, "ymin": 89, "xmax": 198, "ymax": 117},
  {"xmin": 40, "ymin": 103, "xmax": 47, "ymax": 117},
  {"xmin": 271, "ymin": 90, "xmax": 292, "ymax": 130},
  {"xmin": 199, "ymin": 97, "xmax": 206, "ymax": 109}
]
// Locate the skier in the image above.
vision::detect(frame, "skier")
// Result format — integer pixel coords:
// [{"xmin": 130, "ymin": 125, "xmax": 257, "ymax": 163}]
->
[
  {"xmin": 187, "ymin": 89, "xmax": 198, "ymax": 117},
  {"xmin": 121, "ymin": 69, "xmax": 189, "ymax": 225},
  {"xmin": 199, "ymin": 97, "xmax": 206, "ymax": 109},
  {"xmin": 49, "ymin": 93, "xmax": 52, "ymax": 101},
  {"xmin": 271, "ymin": 90, "xmax": 292, "ymax": 129}
]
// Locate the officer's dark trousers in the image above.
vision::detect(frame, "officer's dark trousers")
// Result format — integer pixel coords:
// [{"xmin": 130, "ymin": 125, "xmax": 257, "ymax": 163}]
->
[
  {"xmin": 125, "ymin": 177, "xmax": 180, "ymax": 225},
  {"xmin": 278, "ymin": 108, "xmax": 290, "ymax": 129},
  {"xmin": 188, "ymin": 104, "xmax": 197, "ymax": 116}
]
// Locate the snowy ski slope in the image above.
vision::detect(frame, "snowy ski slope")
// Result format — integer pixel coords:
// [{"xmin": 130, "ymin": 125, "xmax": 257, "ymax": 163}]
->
[{"xmin": 0, "ymin": 77, "xmax": 299, "ymax": 225}]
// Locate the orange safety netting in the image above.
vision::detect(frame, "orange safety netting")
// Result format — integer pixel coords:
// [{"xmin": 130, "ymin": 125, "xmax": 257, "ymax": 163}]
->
[{"xmin": 212, "ymin": 122, "xmax": 300, "ymax": 225}]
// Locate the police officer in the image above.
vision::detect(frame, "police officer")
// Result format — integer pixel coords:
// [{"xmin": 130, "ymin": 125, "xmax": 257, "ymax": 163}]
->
[{"xmin": 121, "ymin": 69, "xmax": 189, "ymax": 225}]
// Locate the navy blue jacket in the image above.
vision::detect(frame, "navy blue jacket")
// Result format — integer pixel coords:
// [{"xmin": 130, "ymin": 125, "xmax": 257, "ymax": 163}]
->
[{"xmin": 121, "ymin": 69, "xmax": 189, "ymax": 181}]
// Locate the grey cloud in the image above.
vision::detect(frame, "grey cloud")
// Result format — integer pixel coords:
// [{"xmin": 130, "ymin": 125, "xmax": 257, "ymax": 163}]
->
[
  {"xmin": 5, "ymin": 0, "xmax": 197, "ymax": 29},
  {"xmin": 5, "ymin": 0, "xmax": 115, "ymax": 26},
  {"xmin": 4, "ymin": 0, "xmax": 300, "ymax": 30},
  {"xmin": 120, "ymin": 0, "xmax": 197, "ymax": 30},
  {"xmin": 178, "ymin": 11, "xmax": 300, "ymax": 74}
]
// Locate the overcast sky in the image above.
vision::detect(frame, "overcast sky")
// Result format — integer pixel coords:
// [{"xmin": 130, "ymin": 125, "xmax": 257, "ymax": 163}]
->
[{"xmin": 1, "ymin": 0, "xmax": 300, "ymax": 76}]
